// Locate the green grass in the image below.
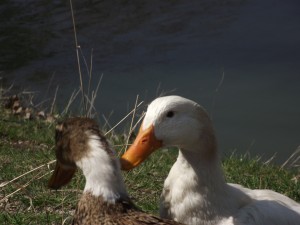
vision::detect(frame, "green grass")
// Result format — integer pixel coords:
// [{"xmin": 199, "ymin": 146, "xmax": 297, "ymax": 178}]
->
[
  {"xmin": 0, "ymin": 105, "xmax": 299, "ymax": 224},
  {"xmin": 223, "ymin": 154, "xmax": 300, "ymax": 200}
]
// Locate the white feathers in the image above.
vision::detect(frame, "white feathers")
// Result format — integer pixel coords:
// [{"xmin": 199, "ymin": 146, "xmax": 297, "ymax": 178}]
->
[
  {"xmin": 144, "ymin": 95, "xmax": 300, "ymax": 225},
  {"xmin": 76, "ymin": 134, "xmax": 127, "ymax": 203}
]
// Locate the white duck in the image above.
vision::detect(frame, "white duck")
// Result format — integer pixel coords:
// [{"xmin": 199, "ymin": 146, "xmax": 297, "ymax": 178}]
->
[{"xmin": 121, "ymin": 95, "xmax": 300, "ymax": 225}]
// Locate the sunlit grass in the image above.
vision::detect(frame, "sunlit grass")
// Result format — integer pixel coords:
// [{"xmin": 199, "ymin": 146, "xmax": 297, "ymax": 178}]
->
[
  {"xmin": 223, "ymin": 154, "xmax": 300, "ymax": 201},
  {"xmin": 0, "ymin": 105, "xmax": 299, "ymax": 224}
]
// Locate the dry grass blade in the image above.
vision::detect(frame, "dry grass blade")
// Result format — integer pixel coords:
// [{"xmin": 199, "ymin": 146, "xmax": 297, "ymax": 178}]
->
[
  {"xmin": 61, "ymin": 89, "xmax": 81, "ymax": 115},
  {"xmin": 0, "ymin": 160, "xmax": 56, "ymax": 188},
  {"xmin": 85, "ymin": 96, "xmax": 96, "ymax": 118},
  {"xmin": 70, "ymin": 0, "xmax": 98, "ymax": 118},
  {"xmin": 0, "ymin": 82, "xmax": 14, "ymax": 96},
  {"xmin": 34, "ymin": 97, "xmax": 51, "ymax": 109},
  {"xmin": 50, "ymin": 86, "xmax": 59, "ymax": 115},
  {"xmin": 281, "ymin": 145, "xmax": 300, "ymax": 169},
  {"xmin": 210, "ymin": 70, "xmax": 225, "ymax": 119},
  {"xmin": 87, "ymin": 48, "xmax": 94, "ymax": 99},
  {"xmin": 45, "ymin": 72, "xmax": 56, "ymax": 99},
  {"xmin": 122, "ymin": 111, "xmax": 145, "ymax": 151},
  {"xmin": 118, "ymin": 111, "xmax": 145, "ymax": 157},
  {"xmin": 62, "ymin": 216, "xmax": 73, "ymax": 225},
  {"xmin": 86, "ymin": 74, "xmax": 103, "ymax": 118},
  {"xmin": 79, "ymin": 47, "xmax": 91, "ymax": 78},
  {"xmin": 0, "ymin": 169, "xmax": 52, "ymax": 203},
  {"xmin": 124, "ymin": 95, "xmax": 139, "ymax": 148},
  {"xmin": 130, "ymin": 111, "xmax": 145, "ymax": 131},
  {"xmin": 69, "ymin": 0, "xmax": 86, "ymax": 114},
  {"xmin": 105, "ymin": 101, "xmax": 144, "ymax": 135},
  {"xmin": 102, "ymin": 114, "xmax": 112, "ymax": 130},
  {"xmin": 264, "ymin": 154, "xmax": 277, "ymax": 165}
]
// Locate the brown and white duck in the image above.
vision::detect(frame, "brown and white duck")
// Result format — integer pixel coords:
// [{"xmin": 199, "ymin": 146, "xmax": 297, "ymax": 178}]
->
[
  {"xmin": 121, "ymin": 95, "xmax": 300, "ymax": 225},
  {"xmin": 48, "ymin": 117, "xmax": 184, "ymax": 225}
]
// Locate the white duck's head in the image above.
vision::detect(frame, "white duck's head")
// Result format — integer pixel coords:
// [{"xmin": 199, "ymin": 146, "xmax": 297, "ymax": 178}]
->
[{"xmin": 121, "ymin": 95, "xmax": 217, "ymax": 170}]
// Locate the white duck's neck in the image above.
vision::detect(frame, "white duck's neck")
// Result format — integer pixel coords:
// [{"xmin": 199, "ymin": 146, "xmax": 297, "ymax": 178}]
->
[
  {"xmin": 76, "ymin": 135, "xmax": 128, "ymax": 203},
  {"xmin": 162, "ymin": 148, "xmax": 234, "ymax": 224},
  {"xmin": 177, "ymin": 147, "xmax": 226, "ymax": 190},
  {"xmin": 162, "ymin": 136, "xmax": 234, "ymax": 223},
  {"xmin": 176, "ymin": 124, "xmax": 226, "ymax": 190}
]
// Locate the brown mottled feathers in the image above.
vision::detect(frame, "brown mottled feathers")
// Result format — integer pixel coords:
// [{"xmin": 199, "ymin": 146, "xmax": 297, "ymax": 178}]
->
[
  {"xmin": 73, "ymin": 193, "xmax": 183, "ymax": 225},
  {"xmin": 53, "ymin": 118, "xmax": 184, "ymax": 225},
  {"xmin": 55, "ymin": 117, "xmax": 114, "ymax": 166}
]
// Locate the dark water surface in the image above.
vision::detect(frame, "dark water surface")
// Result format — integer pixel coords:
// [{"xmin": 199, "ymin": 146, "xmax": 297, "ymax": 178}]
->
[{"xmin": 1, "ymin": 0, "xmax": 300, "ymax": 163}]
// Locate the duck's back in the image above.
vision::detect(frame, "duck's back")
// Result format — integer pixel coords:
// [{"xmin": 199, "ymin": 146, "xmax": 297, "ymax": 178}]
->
[
  {"xmin": 73, "ymin": 192, "xmax": 184, "ymax": 225},
  {"xmin": 227, "ymin": 183, "xmax": 300, "ymax": 225}
]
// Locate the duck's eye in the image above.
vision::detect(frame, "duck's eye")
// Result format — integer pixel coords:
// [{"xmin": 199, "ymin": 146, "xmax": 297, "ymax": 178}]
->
[{"xmin": 166, "ymin": 111, "xmax": 175, "ymax": 118}]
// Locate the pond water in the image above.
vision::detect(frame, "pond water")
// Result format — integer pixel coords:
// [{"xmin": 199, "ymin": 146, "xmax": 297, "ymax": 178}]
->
[{"xmin": 1, "ymin": 0, "xmax": 300, "ymax": 163}]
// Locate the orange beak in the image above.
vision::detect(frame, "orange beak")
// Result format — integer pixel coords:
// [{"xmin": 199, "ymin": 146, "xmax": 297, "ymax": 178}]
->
[
  {"xmin": 48, "ymin": 161, "xmax": 76, "ymax": 190},
  {"xmin": 120, "ymin": 124, "xmax": 162, "ymax": 170}
]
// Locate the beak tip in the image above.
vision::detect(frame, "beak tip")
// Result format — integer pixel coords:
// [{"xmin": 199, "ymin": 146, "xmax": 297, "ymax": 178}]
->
[
  {"xmin": 48, "ymin": 184, "xmax": 59, "ymax": 190},
  {"xmin": 47, "ymin": 163, "xmax": 76, "ymax": 190},
  {"xmin": 48, "ymin": 174, "xmax": 62, "ymax": 190},
  {"xmin": 120, "ymin": 157, "xmax": 134, "ymax": 171},
  {"xmin": 48, "ymin": 181, "xmax": 59, "ymax": 190}
]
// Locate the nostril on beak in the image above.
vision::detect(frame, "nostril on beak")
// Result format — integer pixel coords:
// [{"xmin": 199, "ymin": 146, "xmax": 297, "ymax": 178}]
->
[{"xmin": 141, "ymin": 138, "xmax": 148, "ymax": 143}]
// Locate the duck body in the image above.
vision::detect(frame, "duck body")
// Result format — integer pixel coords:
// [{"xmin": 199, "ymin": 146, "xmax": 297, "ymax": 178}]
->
[
  {"xmin": 74, "ymin": 192, "xmax": 177, "ymax": 225},
  {"xmin": 121, "ymin": 95, "xmax": 300, "ymax": 225},
  {"xmin": 48, "ymin": 117, "xmax": 183, "ymax": 225},
  {"xmin": 161, "ymin": 151, "xmax": 300, "ymax": 225}
]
